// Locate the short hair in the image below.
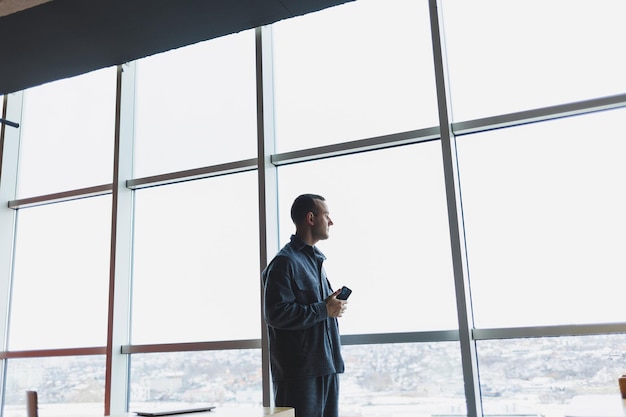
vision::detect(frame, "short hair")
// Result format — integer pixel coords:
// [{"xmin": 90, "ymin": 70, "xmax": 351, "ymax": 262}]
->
[{"xmin": 290, "ymin": 194, "xmax": 325, "ymax": 224}]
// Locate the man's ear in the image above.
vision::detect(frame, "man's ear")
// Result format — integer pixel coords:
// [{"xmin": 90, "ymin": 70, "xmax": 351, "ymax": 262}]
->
[{"xmin": 307, "ymin": 212, "xmax": 315, "ymax": 224}]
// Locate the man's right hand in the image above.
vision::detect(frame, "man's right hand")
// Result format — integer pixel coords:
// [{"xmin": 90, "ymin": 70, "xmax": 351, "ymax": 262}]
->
[{"xmin": 325, "ymin": 288, "xmax": 348, "ymax": 318}]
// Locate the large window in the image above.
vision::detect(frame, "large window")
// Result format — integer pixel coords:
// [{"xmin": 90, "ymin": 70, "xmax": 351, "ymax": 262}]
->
[
  {"xmin": 442, "ymin": 0, "xmax": 626, "ymax": 121},
  {"xmin": 277, "ymin": 143, "xmax": 457, "ymax": 335},
  {"xmin": 272, "ymin": 0, "xmax": 438, "ymax": 152},
  {"xmin": 3, "ymin": 356, "xmax": 106, "ymax": 417},
  {"xmin": 133, "ymin": 31, "xmax": 257, "ymax": 178},
  {"xmin": 341, "ymin": 343, "xmax": 465, "ymax": 417},
  {"xmin": 16, "ymin": 67, "xmax": 116, "ymax": 198},
  {"xmin": 131, "ymin": 173, "xmax": 260, "ymax": 344},
  {"xmin": 9, "ymin": 197, "xmax": 111, "ymax": 350},
  {"xmin": 457, "ymin": 108, "xmax": 626, "ymax": 328},
  {"xmin": 1, "ymin": 1, "xmax": 625, "ymax": 417},
  {"xmin": 476, "ymin": 334, "xmax": 626, "ymax": 416},
  {"xmin": 128, "ymin": 350, "xmax": 262, "ymax": 409}
]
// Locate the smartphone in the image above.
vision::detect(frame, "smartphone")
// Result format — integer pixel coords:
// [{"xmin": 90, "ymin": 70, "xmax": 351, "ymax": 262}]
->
[{"xmin": 336, "ymin": 286, "xmax": 352, "ymax": 300}]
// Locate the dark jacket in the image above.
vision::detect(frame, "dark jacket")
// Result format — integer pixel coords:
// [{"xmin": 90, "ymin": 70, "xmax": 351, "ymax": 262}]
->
[{"xmin": 262, "ymin": 235, "xmax": 345, "ymax": 381}]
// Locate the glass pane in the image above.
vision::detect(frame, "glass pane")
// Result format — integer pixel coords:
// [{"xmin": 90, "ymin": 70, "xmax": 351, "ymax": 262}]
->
[
  {"xmin": 277, "ymin": 143, "xmax": 457, "ymax": 334},
  {"xmin": 341, "ymin": 342, "xmax": 465, "ymax": 417},
  {"xmin": 133, "ymin": 31, "xmax": 257, "ymax": 178},
  {"xmin": 131, "ymin": 173, "xmax": 260, "ymax": 344},
  {"xmin": 9, "ymin": 196, "xmax": 111, "ymax": 350},
  {"xmin": 273, "ymin": 0, "xmax": 438, "ymax": 153},
  {"xmin": 477, "ymin": 334, "xmax": 626, "ymax": 417},
  {"xmin": 17, "ymin": 67, "xmax": 116, "ymax": 197},
  {"xmin": 3, "ymin": 356, "xmax": 106, "ymax": 417},
  {"xmin": 457, "ymin": 109, "xmax": 626, "ymax": 328},
  {"xmin": 443, "ymin": 0, "xmax": 626, "ymax": 121},
  {"xmin": 129, "ymin": 350, "xmax": 262, "ymax": 408}
]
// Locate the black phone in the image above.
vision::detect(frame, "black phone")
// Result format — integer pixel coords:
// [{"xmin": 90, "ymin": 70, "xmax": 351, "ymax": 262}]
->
[{"xmin": 336, "ymin": 286, "xmax": 352, "ymax": 300}]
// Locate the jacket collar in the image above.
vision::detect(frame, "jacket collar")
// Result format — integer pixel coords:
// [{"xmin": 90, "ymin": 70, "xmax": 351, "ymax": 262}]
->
[{"xmin": 290, "ymin": 234, "xmax": 326, "ymax": 260}]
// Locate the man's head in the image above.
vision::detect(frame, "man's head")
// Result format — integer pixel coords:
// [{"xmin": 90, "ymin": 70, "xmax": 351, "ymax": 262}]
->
[{"xmin": 291, "ymin": 194, "xmax": 333, "ymax": 245}]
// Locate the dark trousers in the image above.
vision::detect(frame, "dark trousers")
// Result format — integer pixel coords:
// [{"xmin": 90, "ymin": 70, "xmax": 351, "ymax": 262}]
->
[{"xmin": 273, "ymin": 374, "xmax": 339, "ymax": 417}]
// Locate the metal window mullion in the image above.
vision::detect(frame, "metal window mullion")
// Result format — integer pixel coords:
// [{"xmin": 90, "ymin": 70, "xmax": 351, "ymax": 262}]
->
[
  {"xmin": 8, "ymin": 184, "xmax": 113, "ymax": 209},
  {"xmin": 0, "ymin": 92, "xmax": 23, "ymax": 417},
  {"xmin": 256, "ymin": 25, "xmax": 279, "ymax": 408},
  {"xmin": 105, "ymin": 62, "xmax": 136, "ymax": 416},
  {"xmin": 428, "ymin": 1, "xmax": 483, "ymax": 417},
  {"xmin": 125, "ymin": 159, "xmax": 258, "ymax": 190},
  {"xmin": 0, "ymin": 93, "xmax": 22, "ymax": 348},
  {"xmin": 270, "ymin": 127, "xmax": 441, "ymax": 166},
  {"xmin": 452, "ymin": 93, "xmax": 626, "ymax": 137}
]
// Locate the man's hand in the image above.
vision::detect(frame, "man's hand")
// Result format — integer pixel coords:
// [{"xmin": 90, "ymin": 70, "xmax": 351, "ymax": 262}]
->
[{"xmin": 325, "ymin": 288, "xmax": 348, "ymax": 318}]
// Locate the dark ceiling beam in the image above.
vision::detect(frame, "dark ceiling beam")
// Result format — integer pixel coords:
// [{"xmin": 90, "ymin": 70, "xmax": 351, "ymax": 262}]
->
[{"xmin": 0, "ymin": 0, "xmax": 352, "ymax": 94}]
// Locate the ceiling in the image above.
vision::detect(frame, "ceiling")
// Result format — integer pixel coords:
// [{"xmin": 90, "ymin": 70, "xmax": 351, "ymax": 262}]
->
[
  {"xmin": 0, "ymin": 0, "xmax": 352, "ymax": 94},
  {"xmin": 0, "ymin": 0, "xmax": 50, "ymax": 17}
]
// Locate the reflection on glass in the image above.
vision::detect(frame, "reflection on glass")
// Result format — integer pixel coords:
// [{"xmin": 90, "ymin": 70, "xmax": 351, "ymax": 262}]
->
[
  {"xmin": 457, "ymin": 109, "xmax": 626, "ymax": 328},
  {"xmin": 128, "ymin": 350, "xmax": 262, "ymax": 408},
  {"xmin": 134, "ymin": 31, "xmax": 257, "ymax": 178},
  {"xmin": 341, "ymin": 343, "xmax": 465, "ymax": 417},
  {"xmin": 131, "ymin": 172, "xmax": 260, "ymax": 344},
  {"xmin": 9, "ymin": 196, "xmax": 111, "ymax": 350},
  {"xmin": 17, "ymin": 67, "xmax": 116, "ymax": 197},
  {"xmin": 277, "ymin": 143, "xmax": 457, "ymax": 334},
  {"xmin": 477, "ymin": 334, "xmax": 626, "ymax": 417},
  {"xmin": 2, "ymin": 356, "xmax": 106, "ymax": 417},
  {"xmin": 272, "ymin": 0, "xmax": 438, "ymax": 152},
  {"xmin": 443, "ymin": 0, "xmax": 626, "ymax": 121}
]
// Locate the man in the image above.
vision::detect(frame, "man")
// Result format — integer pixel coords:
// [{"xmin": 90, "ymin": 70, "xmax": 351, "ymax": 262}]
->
[{"xmin": 262, "ymin": 194, "xmax": 348, "ymax": 417}]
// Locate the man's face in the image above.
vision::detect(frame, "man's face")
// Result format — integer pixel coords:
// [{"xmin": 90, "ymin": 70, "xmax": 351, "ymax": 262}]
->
[{"xmin": 312, "ymin": 200, "xmax": 334, "ymax": 241}]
